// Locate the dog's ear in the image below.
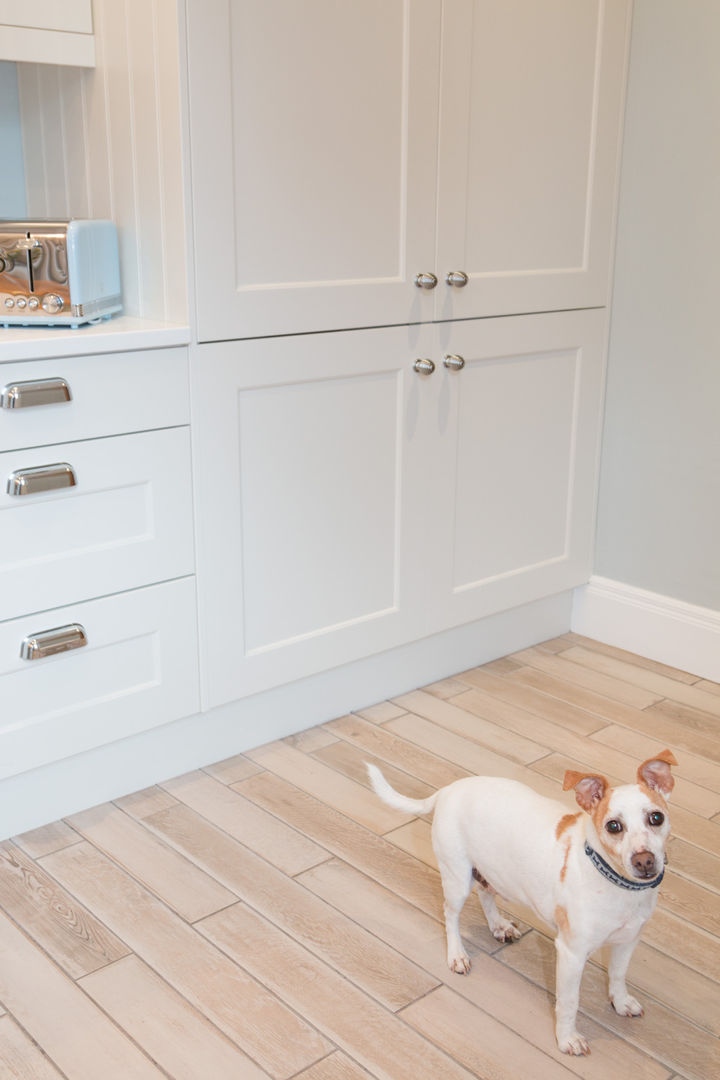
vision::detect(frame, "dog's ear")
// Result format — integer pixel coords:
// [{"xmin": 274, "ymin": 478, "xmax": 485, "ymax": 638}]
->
[
  {"xmin": 562, "ymin": 770, "xmax": 609, "ymax": 812},
  {"xmin": 637, "ymin": 749, "xmax": 678, "ymax": 799}
]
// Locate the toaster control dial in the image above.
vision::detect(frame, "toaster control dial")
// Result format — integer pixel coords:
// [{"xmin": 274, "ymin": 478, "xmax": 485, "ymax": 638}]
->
[{"xmin": 41, "ymin": 293, "xmax": 64, "ymax": 315}]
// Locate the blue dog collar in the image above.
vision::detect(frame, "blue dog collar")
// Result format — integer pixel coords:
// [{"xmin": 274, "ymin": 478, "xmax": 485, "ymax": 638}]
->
[{"xmin": 584, "ymin": 842, "xmax": 664, "ymax": 891}]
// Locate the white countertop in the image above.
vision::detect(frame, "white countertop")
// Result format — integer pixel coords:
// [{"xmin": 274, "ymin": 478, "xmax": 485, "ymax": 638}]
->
[{"xmin": 0, "ymin": 316, "xmax": 191, "ymax": 363}]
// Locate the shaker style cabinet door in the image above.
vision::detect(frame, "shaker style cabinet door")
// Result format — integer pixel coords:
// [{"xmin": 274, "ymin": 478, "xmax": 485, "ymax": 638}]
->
[
  {"xmin": 186, "ymin": 0, "xmax": 441, "ymax": 342},
  {"xmin": 429, "ymin": 308, "xmax": 607, "ymax": 627},
  {"xmin": 191, "ymin": 326, "xmax": 438, "ymax": 708},
  {"xmin": 434, "ymin": 0, "xmax": 631, "ymax": 321}
]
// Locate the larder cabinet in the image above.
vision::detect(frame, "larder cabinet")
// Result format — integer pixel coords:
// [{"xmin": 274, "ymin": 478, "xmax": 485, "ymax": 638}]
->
[{"xmin": 186, "ymin": 0, "xmax": 630, "ymax": 341}]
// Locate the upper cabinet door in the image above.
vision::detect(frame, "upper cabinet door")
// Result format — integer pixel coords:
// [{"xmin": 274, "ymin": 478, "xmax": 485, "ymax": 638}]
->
[
  {"xmin": 434, "ymin": 0, "xmax": 631, "ymax": 321},
  {"xmin": 186, "ymin": 0, "xmax": 441, "ymax": 342}
]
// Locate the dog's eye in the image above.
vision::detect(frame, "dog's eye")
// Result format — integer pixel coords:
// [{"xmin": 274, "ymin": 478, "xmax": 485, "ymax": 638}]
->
[
  {"xmin": 605, "ymin": 819, "xmax": 623, "ymax": 834},
  {"xmin": 648, "ymin": 811, "xmax": 665, "ymax": 827}
]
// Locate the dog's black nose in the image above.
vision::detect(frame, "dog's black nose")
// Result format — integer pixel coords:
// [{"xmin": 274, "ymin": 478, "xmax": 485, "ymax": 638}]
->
[{"xmin": 631, "ymin": 850, "xmax": 656, "ymax": 877}]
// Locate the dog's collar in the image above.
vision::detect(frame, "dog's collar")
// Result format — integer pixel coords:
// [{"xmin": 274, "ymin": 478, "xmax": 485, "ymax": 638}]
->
[{"xmin": 584, "ymin": 842, "xmax": 664, "ymax": 891}]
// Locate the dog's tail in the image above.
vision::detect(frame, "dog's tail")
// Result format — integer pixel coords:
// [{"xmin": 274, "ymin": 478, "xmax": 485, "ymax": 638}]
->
[{"xmin": 366, "ymin": 762, "xmax": 440, "ymax": 816}]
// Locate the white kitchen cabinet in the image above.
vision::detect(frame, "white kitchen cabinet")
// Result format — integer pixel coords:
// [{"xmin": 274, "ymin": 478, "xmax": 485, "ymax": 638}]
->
[
  {"xmin": 0, "ymin": 1, "xmax": 94, "ymax": 66},
  {"xmin": 192, "ymin": 308, "xmax": 605, "ymax": 708},
  {"xmin": 186, "ymin": 0, "xmax": 630, "ymax": 341}
]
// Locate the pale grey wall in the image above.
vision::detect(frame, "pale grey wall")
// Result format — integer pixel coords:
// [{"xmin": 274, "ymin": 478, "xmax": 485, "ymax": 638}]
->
[
  {"xmin": 595, "ymin": 0, "xmax": 720, "ymax": 610},
  {"xmin": 0, "ymin": 61, "xmax": 26, "ymax": 217}
]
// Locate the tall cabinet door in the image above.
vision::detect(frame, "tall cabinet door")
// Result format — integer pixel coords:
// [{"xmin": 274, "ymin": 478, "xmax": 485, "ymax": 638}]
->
[
  {"xmin": 430, "ymin": 309, "xmax": 607, "ymax": 627},
  {"xmin": 191, "ymin": 325, "xmax": 437, "ymax": 709},
  {"xmin": 186, "ymin": 0, "xmax": 441, "ymax": 342},
  {"xmin": 434, "ymin": 0, "xmax": 631, "ymax": 321}
]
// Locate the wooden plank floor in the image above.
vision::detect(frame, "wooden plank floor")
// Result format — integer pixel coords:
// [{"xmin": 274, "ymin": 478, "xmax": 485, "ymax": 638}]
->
[{"xmin": 1, "ymin": 633, "xmax": 719, "ymax": 1080}]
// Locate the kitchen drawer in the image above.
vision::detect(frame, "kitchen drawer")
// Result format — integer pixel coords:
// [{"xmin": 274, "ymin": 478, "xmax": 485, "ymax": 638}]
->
[
  {"xmin": 1, "ymin": 426, "xmax": 194, "ymax": 621},
  {"xmin": 0, "ymin": 577, "xmax": 199, "ymax": 779},
  {"xmin": 0, "ymin": 347, "xmax": 189, "ymax": 452}
]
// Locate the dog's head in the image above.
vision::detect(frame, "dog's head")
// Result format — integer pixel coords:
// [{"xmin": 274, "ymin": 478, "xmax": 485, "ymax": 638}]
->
[{"xmin": 563, "ymin": 750, "xmax": 677, "ymax": 882}]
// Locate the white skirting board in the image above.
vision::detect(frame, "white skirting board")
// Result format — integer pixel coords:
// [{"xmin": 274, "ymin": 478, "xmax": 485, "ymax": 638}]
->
[
  {"xmin": 0, "ymin": 590, "xmax": 572, "ymax": 840},
  {"xmin": 572, "ymin": 576, "xmax": 720, "ymax": 683}
]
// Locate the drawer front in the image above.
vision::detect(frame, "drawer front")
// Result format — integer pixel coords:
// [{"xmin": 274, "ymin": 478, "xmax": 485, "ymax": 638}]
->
[
  {"xmin": 0, "ymin": 577, "xmax": 199, "ymax": 779},
  {"xmin": 0, "ymin": 347, "xmax": 189, "ymax": 451},
  {"xmin": 1, "ymin": 427, "xmax": 194, "ymax": 621}
]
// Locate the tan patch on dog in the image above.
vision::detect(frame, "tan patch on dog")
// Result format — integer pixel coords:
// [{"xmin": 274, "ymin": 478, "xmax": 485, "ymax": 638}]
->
[
  {"xmin": 555, "ymin": 905, "xmax": 571, "ymax": 938},
  {"xmin": 560, "ymin": 842, "xmax": 571, "ymax": 883},
  {"xmin": 556, "ymin": 812, "xmax": 581, "ymax": 840},
  {"xmin": 591, "ymin": 788, "xmax": 620, "ymax": 862}
]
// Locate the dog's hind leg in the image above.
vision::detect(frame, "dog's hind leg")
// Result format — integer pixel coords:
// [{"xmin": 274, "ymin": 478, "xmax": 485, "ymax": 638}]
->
[
  {"xmin": 473, "ymin": 869, "xmax": 521, "ymax": 944},
  {"xmin": 437, "ymin": 859, "xmax": 474, "ymax": 974}
]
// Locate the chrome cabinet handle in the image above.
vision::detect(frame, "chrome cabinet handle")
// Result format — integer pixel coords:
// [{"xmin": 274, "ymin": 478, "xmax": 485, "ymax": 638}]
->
[
  {"xmin": 20, "ymin": 623, "xmax": 88, "ymax": 661},
  {"xmin": 446, "ymin": 270, "xmax": 469, "ymax": 288},
  {"xmin": 6, "ymin": 462, "xmax": 77, "ymax": 496},
  {"xmin": 1, "ymin": 377, "xmax": 72, "ymax": 409},
  {"xmin": 443, "ymin": 354, "xmax": 465, "ymax": 371},
  {"xmin": 414, "ymin": 272, "xmax": 438, "ymax": 290},
  {"xmin": 413, "ymin": 358, "xmax": 435, "ymax": 375}
]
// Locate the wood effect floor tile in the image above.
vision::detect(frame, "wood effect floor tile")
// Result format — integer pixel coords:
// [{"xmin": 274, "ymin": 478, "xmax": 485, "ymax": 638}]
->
[
  {"xmin": 235, "ymin": 772, "xmax": 443, "ymax": 919},
  {"xmin": 39, "ymin": 841, "xmax": 330, "ymax": 1078},
  {"xmin": 113, "ymin": 785, "xmax": 178, "ymax": 820},
  {"xmin": 143, "ymin": 800, "xmax": 438, "ymax": 1010},
  {"xmin": 312, "ymin": 739, "xmax": 437, "ymax": 801},
  {"xmin": 11, "ymin": 820, "xmax": 80, "ymax": 859},
  {"xmin": 509, "ymin": 649, "xmax": 663, "ymax": 709},
  {"xmin": 354, "ymin": 702, "xmax": 407, "ymax": 724},
  {"xmin": 696, "ymin": 679, "xmax": 720, "ymax": 698},
  {"xmin": 421, "ymin": 675, "xmax": 472, "ymax": 698},
  {"xmin": 202, "ymin": 753, "xmax": 263, "ymax": 785},
  {"xmin": 641, "ymin": 907, "xmax": 720, "ymax": 983},
  {"xmin": 561, "ymin": 646, "xmax": 720, "ymax": 717},
  {"xmin": 390, "ymin": 690, "xmax": 548, "ymax": 763},
  {"xmin": 161, "ymin": 769, "xmax": 328, "ymax": 875},
  {"xmin": 0, "ymin": 1014, "xmax": 65, "ymax": 1079},
  {"xmin": 383, "ymin": 712, "xmax": 570, "ymax": 802},
  {"xmin": 400, "ymin": 984, "xmax": 583, "ymax": 1080},
  {"xmin": 643, "ymin": 700, "xmax": 720, "ymax": 747},
  {"xmin": 510, "ymin": 666, "xmax": 720, "ymax": 765},
  {"xmin": 79, "ymin": 954, "xmax": 270, "ymax": 1080},
  {"xmin": 0, "ymin": 910, "xmax": 164, "ymax": 1080},
  {"xmin": 67, "ymin": 803, "xmax": 237, "ymax": 922},
  {"xmin": 294, "ymin": 1052, "xmax": 375, "ymax": 1080},
  {"xmin": 552, "ymin": 634, "xmax": 700, "ymax": 684},
  {"xmin": 500, "ymin": 930, "xmax": 719, "ymax": 1080},
  {"xmin": 245, "ymin": 741, "xmax": 410, "ymax": 834},
  {"xmin": 456, "ymin": 666, "xmax": 605, "ymax": 736},
  {"xmin": 325, "ymin": 713, "xmax": 468, "ymax": 788},
  {"xmin": 198, "ymin": 902, "xmax": 478, "ymax": 1080},
  {"xmin": 666, "ymin": 836, "xmax": 720, "ymax": 893},
  {"xmin": 0, "ymin": 840, "xmax": 130, "ymax": 978},
  {"xmin": 285, "ymin": 727, "xmax": 339, "ymax": 752}
]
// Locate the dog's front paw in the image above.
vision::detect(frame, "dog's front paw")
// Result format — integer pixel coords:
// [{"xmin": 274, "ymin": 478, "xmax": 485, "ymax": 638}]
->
[
  {"xmin": 557, "ymin": 1031, "xmax": 591, "ymax": 1056},
  {"xmin": 611, "ymin": 993, "xmax": 644, "ymax": 1017},
  {"xmin": 448, "ymin": 952, "xmax": 471, "ymax": 975}
]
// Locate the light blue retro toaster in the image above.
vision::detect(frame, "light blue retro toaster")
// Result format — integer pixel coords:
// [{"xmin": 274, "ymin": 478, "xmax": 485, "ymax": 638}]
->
[{"xmin": 0, "ymin": 219, "xmax": 122, "ymax": 328}]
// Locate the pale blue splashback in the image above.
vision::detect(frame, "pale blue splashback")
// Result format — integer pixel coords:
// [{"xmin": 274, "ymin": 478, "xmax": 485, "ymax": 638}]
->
[{"xmin": 0, "ymin": 61, "xmax": 27, "ymax": 217}]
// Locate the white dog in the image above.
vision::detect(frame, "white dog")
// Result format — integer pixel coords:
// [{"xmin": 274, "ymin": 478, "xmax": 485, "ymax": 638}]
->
[{"xmin": 367, "ymin": 749, "xmax": 676, "ymax": 1055}]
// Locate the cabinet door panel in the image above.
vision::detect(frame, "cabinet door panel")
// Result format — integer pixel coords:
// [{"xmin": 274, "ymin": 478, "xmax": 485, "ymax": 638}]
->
[
  {"xmin": 187, "ymin": 0, "xmax": 440, "ymax": 341},
  {"xmin": 192, "ymin": 327, "xmax": 433, "ymax": 708},
  {"xmin": 433, "ymin": 309, "xmax": 607, "ymax": 624},
  {"xmin": 435, "ymin": 0, "xmax": 630, "ymax": 319}
]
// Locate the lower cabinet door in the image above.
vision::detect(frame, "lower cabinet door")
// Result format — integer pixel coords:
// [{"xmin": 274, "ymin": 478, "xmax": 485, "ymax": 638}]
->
[
  {"xmin": 192, "ymin": 310, "xmax": 607, "ymax": 709},
  {"xmin": 431, "ymin": 308, "xmax": 607, "ymax": 627},
  {"xmin": 192, "ymin": 326, "xmax": 437, "ymax": 709},
  {"xmin": 0, "ymin": 577, "xmax": 199, "ymax": 779}
]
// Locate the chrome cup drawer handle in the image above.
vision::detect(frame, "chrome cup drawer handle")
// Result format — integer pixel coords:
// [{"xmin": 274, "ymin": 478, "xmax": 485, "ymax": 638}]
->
[
  {"xmin": 1, "ymin": 377, "xmax": 72, "ymax": 409},
  {"xmin": 6, "ymin": 462, "xmax": 77, "ymax": 496},
  {"xmin": 20, "ymin": 623, "xmax": 88, "ymax": 660}
]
